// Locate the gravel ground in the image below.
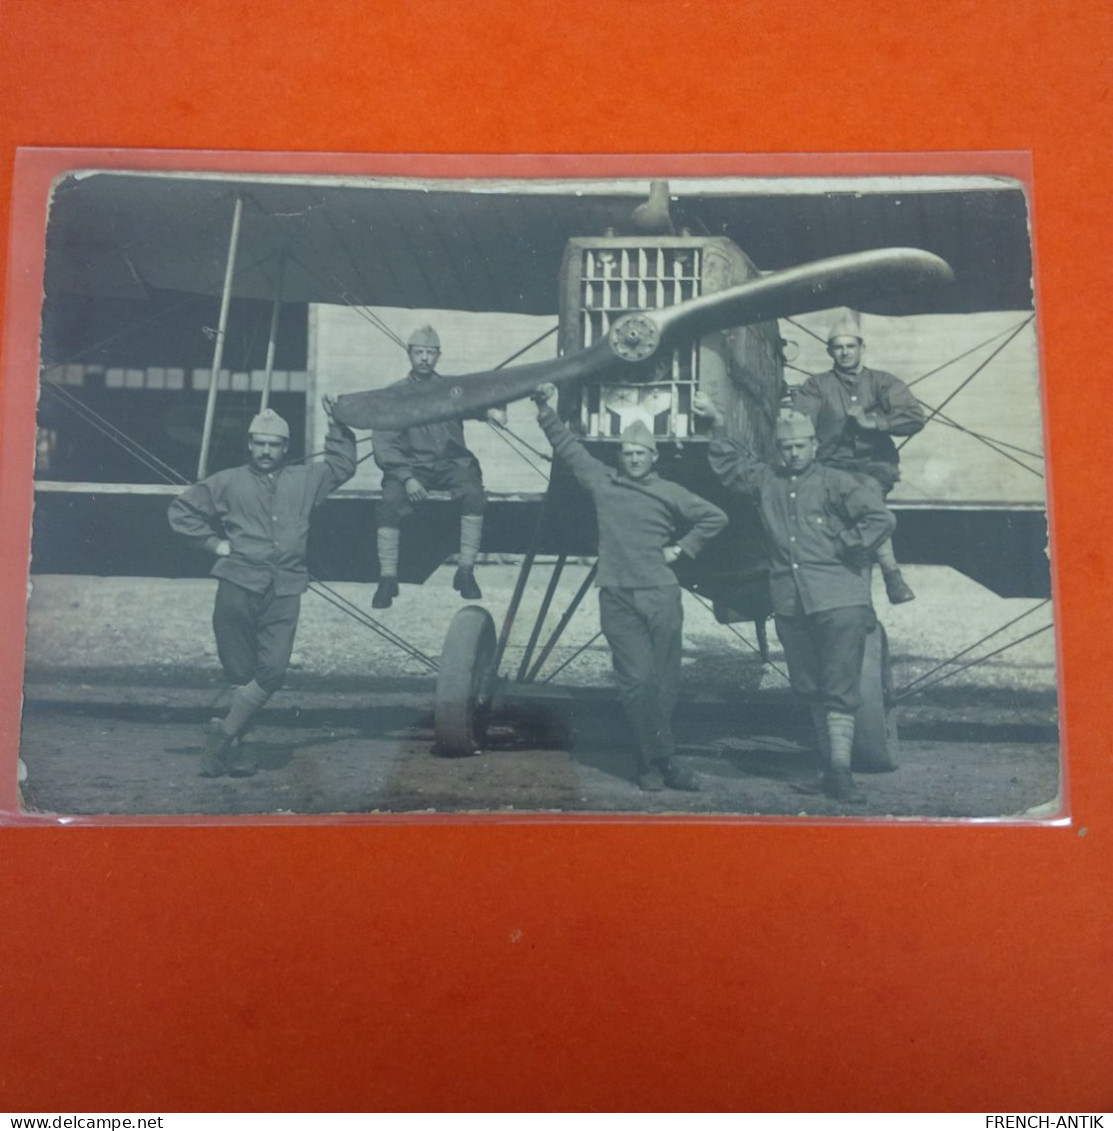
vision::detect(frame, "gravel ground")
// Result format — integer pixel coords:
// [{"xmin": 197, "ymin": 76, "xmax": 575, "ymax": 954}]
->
[
  {"xmin": 23, "ymin": 563, "xmax": 1056, "ymax": 696},
  {"xmin": 15, "ymin": 564, "xmax": 1061, "ymax": 820}
]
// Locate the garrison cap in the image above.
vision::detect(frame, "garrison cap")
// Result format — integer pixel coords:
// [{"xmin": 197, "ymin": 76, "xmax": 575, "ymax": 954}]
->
[
  {"xmin": 619, "ymin": 419, "xmax": 658, "ymax": 452},
  {"xmin": 247, "ymin": 408, "xmax": 290, "ymax": 439},
  {"xmin": 775, "ymin": 410, "xmax": 816, "ymax": 442},
  {"xmin": 827, "ymin": 310, "xmax": 864, "ymax": 343},
  {"xmin": 408, "ymin": 324, "xmax": 441, "ymax": 349}
]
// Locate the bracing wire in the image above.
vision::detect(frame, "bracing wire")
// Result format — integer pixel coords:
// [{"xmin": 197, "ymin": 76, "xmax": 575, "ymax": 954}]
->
[
  {"xmin": 42, "ymin": 246, "xmax": 284, "ymax": 371},
  {"xmin": 492, "ymin": 324, "xmax": 559, "ymax": 370},
  {"xmin": 307, "ymin": 579, "xmax": 439, "ymax": 672},
  {"xmin": 485, "ymin": 419, "xmax": 551, "ymax": 481},
  {"xmin": 782, "ymin": 315, "xmax": 827, "ymax": 345},
  {"xmin": 919, "ymin": 407, "xmax": 1044, "ymax": 462},
  {"xmin": 540, "ymin": 630, "xmax": 605, "ymax": 684},
  {"xmin": 906, "ymin": 315, "xmax": 1035, "ymax": 389},
  {"xmin": 288, "ymin": 250, "xmax": 410, "ymax": 350},
  {"xmin": 42, "ymin": 377, "xmax": 438, "ymax": 668},
  {"xmin": 265, "ymin": 220, "xmax": 560, "ymax": 489},
  {"xmin": 478, "ymin": 324, "xmax": 560, "ymax": 479},
  {"xmin": 41, "ymin": 380, "xmax": 191, "ymax": 484},
  {"xmin": 687, "ymin": 591, "xmax": 791, "ymax": 684},
  {"xmin": 898, "ymin": 316, "xmax": 1035, "ymax": 450},
  {"xmin": 894, "ymin": 598, "xmax": 1051, "ymax": 698},
  {"xmin": 280, "ymin": 435, "xmax": 374, "ymax": 469},
  {"xmin": 891, "ymin": 623, "xmax": 1053, "ymax": 703},
  {"xmin": 895, "ymin": 397, "xmax": 1046, "ymax": 478},
  {"xmin": 784, "ymin": 323, "xmax": 1044, "ymax": 478},
  {"xmin": 43, "ymin": 291, "xmax": 206, "ymax": 370}
]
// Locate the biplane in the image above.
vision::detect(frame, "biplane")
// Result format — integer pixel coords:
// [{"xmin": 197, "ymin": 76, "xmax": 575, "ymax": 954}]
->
[{"xmin": 28, "ymin": 167, "xmax": 1052, "ymax": 771}]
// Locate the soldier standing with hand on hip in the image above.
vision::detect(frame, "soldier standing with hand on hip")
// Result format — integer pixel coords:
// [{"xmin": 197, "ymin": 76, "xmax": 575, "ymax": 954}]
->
[
  {"xmin": 694, "ymin": 390, "xmax": 893, "ymax": 803},
  {"xmin": 535, "ymin": 382, "xmax": 727, "ymax": 793},
  {"xmin": 168, "ymin": 398, "xmax": 357, "ymax": 777}
]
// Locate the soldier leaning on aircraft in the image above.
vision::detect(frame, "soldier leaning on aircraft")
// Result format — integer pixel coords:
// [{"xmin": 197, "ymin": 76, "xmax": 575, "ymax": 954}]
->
[
  {"xmin": 693, "ymin": 392, "xmax": 893, "ymax": 803},
  {"xmin": 534, "ymin": 382, "xmax": 727, "ymax": 793},
  {"xmin": 791, "ymin": 310, "xmax": 926, "ymax": 605},
  {"xmin": 370, "ymin": 325, "xmax": 501, "ymax": 609},
  {"xmin": 168, "ymin": 399, "xmax": 357, "ymax": 777}
]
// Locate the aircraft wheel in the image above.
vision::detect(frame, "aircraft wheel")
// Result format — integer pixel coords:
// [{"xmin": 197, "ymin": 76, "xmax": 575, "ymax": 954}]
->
[
  {"xmin": 433, "ymin": 605, "xmax": 497, "ymax": 757},
  {"xmin": 853, "ymin": 621, "xmax": 899, "ymax": 772}
]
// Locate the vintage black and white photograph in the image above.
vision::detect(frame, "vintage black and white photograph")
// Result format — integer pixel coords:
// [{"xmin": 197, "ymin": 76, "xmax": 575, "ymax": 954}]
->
[{"xmin": 14, "ymin": 159, "xmax": 1059, "ymax": 819}]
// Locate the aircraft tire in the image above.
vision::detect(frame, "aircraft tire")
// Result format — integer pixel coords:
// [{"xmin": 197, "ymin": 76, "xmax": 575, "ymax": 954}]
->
[
  {"xmin": 852, "ymin": 620, "xmax": 899, "ymax": 772},
  {"xmin": 433, "ymin": 605, "xmax": 497, "ymax": 758}
]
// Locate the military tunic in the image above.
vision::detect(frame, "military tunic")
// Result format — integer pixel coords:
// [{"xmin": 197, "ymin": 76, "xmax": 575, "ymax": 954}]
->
[
  {"xmin": 792, "ymin": 366, "xmax": 925, "ymax": 493},
  {"xmin": 372, "ymin": 370, "xmax": 486, "ymax": 521},
  {"xmin": 539, "ymin": 408, "xmax": 727, "ymax": 589},
  {"xmin": 168, "ymin": 421, "xmax": 357, "ymax": 690},
  {"xmin": 540, "ymin": 407, "xmax": 727, "ymax": 768},
  {"xmin": 708, "ymin": 427, "xmax": 894, "ymax": 711}
]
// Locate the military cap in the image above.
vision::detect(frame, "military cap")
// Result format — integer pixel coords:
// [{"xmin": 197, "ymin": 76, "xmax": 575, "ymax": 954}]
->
[
  {"xmin": 826, "ymin": 310, "xmax": 864, "ymax": 343},
  {"xmin": 774, "ymin": 410, "xmax": 816, "ymax": 441},
  {"xmin": 247, "ymin": 408, "xmax": 290, "ymax": 439},
  {"xmin": 620, "ymin": 419, "xmax": 658, "ymax": 452},
  {"xmin": 408, "ymin": 324, "xmax": 441, "ymax": 349}
]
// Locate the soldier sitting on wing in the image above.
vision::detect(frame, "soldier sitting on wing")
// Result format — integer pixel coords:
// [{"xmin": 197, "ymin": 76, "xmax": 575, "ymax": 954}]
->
[
  {"xmin": 370, "ymin": 324, "xmax": 490, "ymax": 609},
  {"xmin": 792, "ymin": 310, "xmax": 926, "ymax": 604}
]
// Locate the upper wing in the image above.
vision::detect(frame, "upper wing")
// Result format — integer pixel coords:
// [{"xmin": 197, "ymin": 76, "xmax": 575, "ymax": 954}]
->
[{"xmin": 44, "ymin": 171, "xmax": 1033, "ymax": 315}]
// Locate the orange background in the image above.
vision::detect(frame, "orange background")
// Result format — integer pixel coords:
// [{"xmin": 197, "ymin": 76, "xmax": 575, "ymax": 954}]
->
[{"xmin": 0, "ymin": 0, "xmax": 1110, "ymax": 1112}]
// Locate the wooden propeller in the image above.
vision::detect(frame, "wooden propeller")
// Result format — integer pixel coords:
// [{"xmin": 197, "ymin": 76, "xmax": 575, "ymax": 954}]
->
[{"xmin": 333, "ymin": 248, "xmax": 953, "ymax": 432}]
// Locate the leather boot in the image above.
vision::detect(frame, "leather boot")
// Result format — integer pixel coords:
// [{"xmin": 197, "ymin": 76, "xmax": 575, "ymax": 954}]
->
[
  {"xmin": 227, "ymin": 736, "xmax": 258, "ymax": 778},
  {"xmin": 372, "ymin": 577, "xmax": 399, "ymax": 609},
  {"xmin": 822, "ymin": 766, "xmax": 866, "ymax": 803},
  {"xmin": 657, "ymin": 758, "xmax": 700, "ymax": 792},
  {"xmin": 883, "ymin": 568, "xmax": 915, "ymax": 604},
  {"xmin": 200, "ymin": 720, "xmax": 233, "ymax": 778},
  {"xmin": 453, "ymin": 567, "xmax": 482, "ymax": 600},
  {"xmin": 638, "ymin": 765, "xmax": 666, "ymax": 792}
]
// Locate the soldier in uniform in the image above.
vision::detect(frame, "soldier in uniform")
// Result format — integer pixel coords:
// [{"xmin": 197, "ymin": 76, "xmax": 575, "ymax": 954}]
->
[
  {"xmin": 168, "ymin": 399, "xmax": 357, "ymax": 777},
  {"xmin": 694, "ymin": 391, "xmax": 893, "ymax": 802},
  {"xmin": 371, "ymin": 325, "xmax": 489, "ymax": 608},
  {"xmin": 534, "ymin": 383, "xmax": 727, "ymax": 792},
  {"xmin": 792, "ymin": 311, "xmax": 925, "ymax": 604}
]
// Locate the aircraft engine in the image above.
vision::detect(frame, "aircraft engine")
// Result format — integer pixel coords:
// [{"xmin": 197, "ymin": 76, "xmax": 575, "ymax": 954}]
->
[{"xmin": 557, "ymin": 234, "xmax": 783, "ymax": 464}]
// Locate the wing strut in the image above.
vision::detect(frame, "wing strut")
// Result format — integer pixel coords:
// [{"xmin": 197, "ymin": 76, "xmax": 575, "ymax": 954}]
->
[
  {"xmin": 197, "ymin": 195, "xmax": 245, "ymax": 479},
  {"xmin": 259, "ymin": 251, "xmax": 287, "ymax": 412}
]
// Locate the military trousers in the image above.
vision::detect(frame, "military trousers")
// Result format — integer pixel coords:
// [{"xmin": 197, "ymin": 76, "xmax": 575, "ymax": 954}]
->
[
  {"xmin": 774, "ymin": 604, "xmax": 874, "ymax": 713},
  {"xmin": 598, "ymin": 585, "xmax": 683, "ymax": 771},
  {"xmin": 213, "ymin": 579, "xmax": 301, "ymax": 694},
  {"xmin": 378, "ymin": 460, "xmax": 486, "ymax": 525}
]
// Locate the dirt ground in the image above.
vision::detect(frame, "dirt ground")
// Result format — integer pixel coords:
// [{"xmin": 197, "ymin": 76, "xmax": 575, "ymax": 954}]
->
[{"xmin": 15, "ymin": 565, "xmax": 1061, "ymax": 822}]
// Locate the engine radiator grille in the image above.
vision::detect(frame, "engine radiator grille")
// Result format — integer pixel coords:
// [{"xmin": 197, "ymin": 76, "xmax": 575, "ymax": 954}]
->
[{"xmin": 576, "ymin": 243, "xmax": 707, "ymax": 441}]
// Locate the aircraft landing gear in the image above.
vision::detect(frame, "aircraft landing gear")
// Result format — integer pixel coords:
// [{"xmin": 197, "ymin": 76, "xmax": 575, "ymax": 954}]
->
[
  {"xmin": 852, "ymin": 621, "xmax": 899, "ymax": 772},
  {"xmin": 433, "ymin": 605, "xmax": 497, "ymax": 757}
]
